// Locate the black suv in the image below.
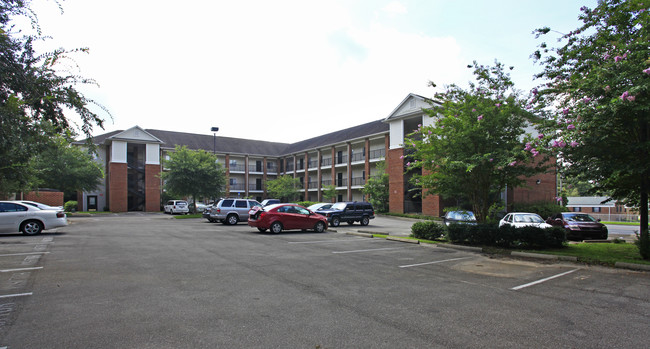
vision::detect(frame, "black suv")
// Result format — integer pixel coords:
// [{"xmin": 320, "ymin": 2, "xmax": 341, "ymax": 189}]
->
[{"xmin": 317, "ymin": 202, "xmax": 375, "ymax": 227}]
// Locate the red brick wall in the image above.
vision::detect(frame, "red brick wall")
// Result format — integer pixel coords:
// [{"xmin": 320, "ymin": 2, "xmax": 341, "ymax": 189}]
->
[
  {"xmin": 387, "ymin": 148, "xmax": 404, "ymax": 213},
  {"xmin": 145, "ymin": 164, "xmax": 161, "ymax": 212},
  {"xmin": 109, "ymin": 162, "xmax": 128, "ymax": 212},
  {"xmin": 422, "ymin": 168, "xmax": 443, "ymax": 217},
  {"xmin": 512, "ymin": 157, "xmax": 557, "ymax": 206},
  {"xmin": 23, "ymin": 191, "xmax": 64, "ymax": 207}
]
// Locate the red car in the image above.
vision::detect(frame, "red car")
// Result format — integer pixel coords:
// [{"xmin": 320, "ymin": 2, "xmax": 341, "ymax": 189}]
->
[{"xmin": 248, "ymin": 204, "xmax": 328, "ymax": 234}]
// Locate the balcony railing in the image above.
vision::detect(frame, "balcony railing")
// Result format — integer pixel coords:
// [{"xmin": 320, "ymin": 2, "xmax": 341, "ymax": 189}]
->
[
  {"xmin": 351, "ymin": 177, "xmax": 366, "ymax": 186},
  {"xmin": 229, "ymin": 164, "xmax": 246, "ymax": 172},
  {"xmin": 369, "ymin": 148, "xmax": 386, "ymax": 160},
  {"xmin": 351, "ymin": 153, "xmax": 365, "ymax": 162},
  {"xmin": 249, "ymin": 184, "xmax": 264, "ymax": 191},
  {"xmin": 321, "ymin": 179, "xmax": 332, "ymax": 186},
  {"xmin": 308, "ymin": 160, "xmax": 318, "ymax": 169},
  {"xmin": 321, "ymin": 158, "xmax": 332, "ymax": 167},
  {"xmin": 229, "ymin": 183, "xmax": 245, "ymax": 191},
  {"xmin": 335, "ymin": 155, "xmax": 347, "ymax": 165}
]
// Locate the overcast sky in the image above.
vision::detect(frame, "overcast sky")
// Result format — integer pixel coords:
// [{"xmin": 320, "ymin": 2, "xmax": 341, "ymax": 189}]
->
[{"xmin": 24, "ymin": 0, "xmax": 596, "ymax": 143}]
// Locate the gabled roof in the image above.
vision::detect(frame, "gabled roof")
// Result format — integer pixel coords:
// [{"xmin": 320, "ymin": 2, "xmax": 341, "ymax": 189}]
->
[
  {"xmin": 107, "ymin": 126, "xmax": 163, "ymax": 144},
  {"xmin": 76, "ymin": 119, "xmax": 389, "ymax": 157},
  {"xmin": 567, "ymin": 196, "xmax": 615, "ymax": 207},
  {"xmin": 383, "ymin": 93, "xmax": 439, "ymax": 122}
]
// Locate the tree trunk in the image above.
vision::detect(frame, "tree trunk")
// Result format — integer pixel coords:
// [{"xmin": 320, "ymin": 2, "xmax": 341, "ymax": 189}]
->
[{"xmin": 640, "ymin": 121, "xmax": 650, "ymax": 259}]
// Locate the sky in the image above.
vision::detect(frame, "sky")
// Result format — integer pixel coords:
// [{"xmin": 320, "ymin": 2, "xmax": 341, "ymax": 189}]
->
[{"xmin": 21, "ymin": 0, "xmax": 597, "ymax": 143}]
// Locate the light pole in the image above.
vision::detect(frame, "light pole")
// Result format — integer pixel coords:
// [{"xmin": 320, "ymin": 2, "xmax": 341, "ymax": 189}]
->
[{"xmin": 211, "ymin": 127, "xmax": 219, "ymax": 154}]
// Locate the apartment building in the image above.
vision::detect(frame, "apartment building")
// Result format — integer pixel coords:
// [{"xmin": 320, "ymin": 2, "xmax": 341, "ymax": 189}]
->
[{"xmin": 75, "ymin": 94, "xmax": 556, "ymax": 214}]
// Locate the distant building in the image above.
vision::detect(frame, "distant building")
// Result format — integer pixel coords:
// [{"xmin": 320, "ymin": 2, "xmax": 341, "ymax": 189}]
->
[
  {"xmin": 74, "ymin": 94, "xmax": 557, "ymax": 214},
  {"xmin": 567, "ymin": 196, "xmax": 637, "ymax": 221}
]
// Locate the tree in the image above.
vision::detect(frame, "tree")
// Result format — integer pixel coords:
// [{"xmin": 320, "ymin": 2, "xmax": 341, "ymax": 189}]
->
[
  {"xmin": 362, "ymin": 160, "xmax": 389, "ymax": 212},
  {"xmin": 0, "ymin": 1, "xmax": 106, "ymax": 197},
  {"xmin": 405, "ymin": 62, "xmax": 548, "ymax": 222},
  {"xmin": 532, "ymin": 0, "xmax": 650, "ymax": 258},
  {"xmin": 160, "ymin": 146, "xmax": 225, "ymax": 212},
  {"xmin": 266, "ymin": 175, "xmax": 300, "ymax": 202},
  {"xmin": 321, "ymin": 184, "xmax": 337, "ymax": 202},
  {"xmin": 30, "ymin": 135, "xmax": 104, "ymax": 194}
]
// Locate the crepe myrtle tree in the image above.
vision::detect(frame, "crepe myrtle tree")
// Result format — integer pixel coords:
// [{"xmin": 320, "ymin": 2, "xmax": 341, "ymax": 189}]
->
[
  {"xmin": 404, "ymin": 62, "xmax": 549, "ymax": 223},
  {"xmin": 531, "ymin": 0, "xmax": 650, "ymax": 258},
  {"xmin": 266, "ymin": 175, "xmax": 301, "ymax": 203}
]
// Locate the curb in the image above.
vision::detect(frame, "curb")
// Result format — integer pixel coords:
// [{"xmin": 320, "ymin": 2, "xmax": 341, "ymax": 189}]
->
[
  {"xmin": 615, "ymin": 262, "xmax": 650, "ymax": 271},
  {"xmin": 357, "ymin": 230, "xmax": 390, "ymax": 235},
  {"xmin": 511, "ymin": 251, "xmax": 578, "ymax": 262},
  {"xmin": 386, "ymin": 236, "xmax": 419, "ymax": 244},
  {"xmin": 436, "ymin": 244, "xmax": 483, "ymax": 253},
  {"xmin": 346, "ymin": 232, "xmax": 374, "ymax": 238}
]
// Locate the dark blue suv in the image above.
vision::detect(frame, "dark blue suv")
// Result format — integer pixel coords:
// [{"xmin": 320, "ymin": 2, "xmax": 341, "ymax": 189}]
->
[{"xmin": 317, "ymin": 202, "xmax": 375, "ymax": 227}]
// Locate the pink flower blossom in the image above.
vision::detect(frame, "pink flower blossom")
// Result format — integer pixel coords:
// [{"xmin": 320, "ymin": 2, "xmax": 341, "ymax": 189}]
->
[
  {"xmin": 489, "ymin": 158, "xmax": 493, "ymax": 162},
  {"xmin": 605, "ymin": 85, "xmax": 611, "ymax": 92},
  {"xmin": 532, "ymin": 88, "xmax": 538, "ymax": 95},
  {"xmin": 559, "ymin": 140, "xmax": 566, "ymax": 148},
  {"xmin": 643, "ymin": 67, "xmax": 650, "ymax": 75},
  {"xmin": 614, "ymin": 56, "xmax": 624, "ymax": 62},
  {"xmin": 532, "ymin": 150, "xmax": 539, "ymax": 157},
  {"xmin": 477, "ymin": 115, "xmax": 483, "ymax": 121},
  {"xmin": 552, "ymin": 140, "xmax": 560, "ymax": 147},
  {"xmin": 563, "ymin": 108, "xmax": 570, "ymax": 115},
  {"xmin": 472, "ymin": 108, "xmax": 476, "ymax": 112},
  {"xmin": 495, "ymin": 103, "xmax": 501, "ymax": 107},
  {"xmin": 400, "ymin": 155, "xmax": 404, "ymax": 159},
  {"xmin": 509, "ymin": 161, "xmax": 517, "ymax": 167},
  {"xmin": 582, "ymin": 97, "xmax": 591, "ymax": 103},
  {"xmin": 620, "ymin": 91, "xmax": 629, "ymax": 100},
  {"xmin": 627, "ymin": 95, "xmax": 636, "ymax": 102},
  {"xmin": 570, "ymin": 141, "xmax": 579, "ymax": 147},
  {"xmin": 538, "ymin": 134, "xmax": 544, "ymax": 139},
  {"xmin": 555, "ymin": 196, "xmax": 562, "ymax": 202},
  {"xmin": 525, "ymin": 142, "xmax": 532, "ymax": 151},
  {"xmin": 603, "ymin": 53, "xmax": 611, "ymax": 60},
  {"xmin": 567, "ymin": 124, "xmax": 575, "ymax": 130},
  {"xmin": 406, "ymin": 162, "xmax": 410, "ymax": 166}
]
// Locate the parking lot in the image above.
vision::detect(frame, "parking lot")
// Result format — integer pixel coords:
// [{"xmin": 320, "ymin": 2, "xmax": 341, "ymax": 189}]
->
[{"xmin": 0, "ymin": 213, "xmax": 648, "ymax": 348}]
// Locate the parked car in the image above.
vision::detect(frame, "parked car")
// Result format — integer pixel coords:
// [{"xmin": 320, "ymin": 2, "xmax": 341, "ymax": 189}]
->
[
  {"xmin": 317, "ymin": 201, "xmax": 375, "ymax": 227},
  {"xmin": 190, "ymin": 202, "xmax": 207, "ymax": 213},
  {"xmin": 164, "ymin": 200, "xmax": 189, "ymax": 214},
  {"xmin": 203, "ymin": 204, "xmax": 216, "ymax": 222},
  {"xmin": 307, "ymin": 203, "xmax": 334, "ymax": 213},
  {"xmin": 15, "ymin": 200, "xmax": 64, "ymax": 211},
  {"xmin": 443, "ymin": 210, "xmax": 477, "ymax": 226},
  {"xmin": 499, "ymin": 212, "xmax": 552, "ymax": 229},
  {"xmin": 0, "ymin": 201, "xmax": 67, "ymax": 235},
  {"xmin": 546, "ymin": 212, "xmax": 608, "ymax": 240},
  {"xmin": 210, "ymin": 198, "xmax": 262, "ymax": 225},
  {"xmin": 248, "ymin": 204, "xmax": 327, "ymax": 233},
  {"xmin": 260, "ymin": 199, "xmax": 281, "ymax": 207}
]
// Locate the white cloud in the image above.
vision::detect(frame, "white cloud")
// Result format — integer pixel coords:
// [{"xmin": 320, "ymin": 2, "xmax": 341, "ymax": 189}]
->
[{"xmin": 382, "ymin": 2, "xmax": 408, "ymax": 15}]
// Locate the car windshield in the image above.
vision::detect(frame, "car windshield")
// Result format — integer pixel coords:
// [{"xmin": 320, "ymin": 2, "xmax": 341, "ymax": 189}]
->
[
  {"xmin": 450, "ymin": 211, "xmax": 476, "ymax": 221},
  {"xmin": 516, "ymin": 214, "xmax": 544, "ymax": 223},
  {"xmin": 564, "ymin": 213, "xmax": 597, "ymax": 222},
  {"xmin": 331, "ymin": 203, "xmax": 347, "ymax": 210}
]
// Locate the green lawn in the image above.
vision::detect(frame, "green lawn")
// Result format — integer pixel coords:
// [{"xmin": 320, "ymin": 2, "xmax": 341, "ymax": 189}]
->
[{"xmin": 528, "ymin": 242, "xmax": 649, "ymax": 266}]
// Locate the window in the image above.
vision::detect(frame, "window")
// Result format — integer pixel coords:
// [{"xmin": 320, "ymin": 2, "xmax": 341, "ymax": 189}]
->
[
  {"xmin": 572, "ymin": 207, "xmax": 582, "ymax": 212},
  {"xmin": 593, "ymin": 207, "xmax": 601, "ymax": 213},
  {"xmin": 235, "ymin": 200, "xmax": 247, "ymax": 208},
  {"xmin": 230, "ymin": 178, "xmax": 237, "ymax": 185},
  {"xmin": 0, "ymin": 203, "xmax": 27, "ymax": 212},
  {"xmin": 220, "ymin": 199, "xmax": 234, "ymax": 207},
  {"xmin": 230, "ymin": 159, "xmax": 237, "ymax": 167}
]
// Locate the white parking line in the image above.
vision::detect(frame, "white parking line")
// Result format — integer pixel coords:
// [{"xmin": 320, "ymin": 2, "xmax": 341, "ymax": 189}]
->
[
  {"xmin": 0, "ymin": 267, "xmax": 43, "ymax": 273},
  {"xmin": 288, "ymin": 238, "xmax": 381, "ymax": 244},
  {"xmin": 333, "ymin": 247, "xmax": 408, "ymax": 254},
  {"xmin": 0, "ymin": 252, "xmax": 50, "ymax": 257},
  {"xmin": 0, "ymin": 292, "xmax": 32, "ymax": 299},
  {"xmin": 399, "ymin": 257, "xmax": 472, "ymax": 268},
  {"xmin": 511, "ymin": 269, "xmax": 579, "ymax": 290}
]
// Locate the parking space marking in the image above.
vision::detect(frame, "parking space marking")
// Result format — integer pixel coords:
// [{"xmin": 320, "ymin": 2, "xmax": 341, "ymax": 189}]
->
[
  {"xmin": 399, "ymin": 257, "xmax": 472, "ymax": 268},
  {"xmin": 511, "ymin": 269, "xmax": 579, "ymax": 291},
  {"xmin": 288, "ymin": 238, "xmax": 382, "ymax": 244},
  {"xmin": 0, "ymin": 252, "xmax": 49, "ymax": 258},
  {"xmin": 332, "ymin": 247, "xmax": 408, "ymax": 254},
  {"xmin": 0, "ymin": 267, "xmax": 43, "ymax": 273},
  {"xmin": 0, "ymin": 292, "xmax": 32, "ymax": 299}
]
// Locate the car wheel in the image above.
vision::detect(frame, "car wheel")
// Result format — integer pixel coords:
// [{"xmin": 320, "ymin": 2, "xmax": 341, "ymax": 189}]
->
[
  {"xmin": 331, "ymin": 216, "xmax": 340, "ymax": 227},
  {"xmin": 314, "ymin": 221, "xmax": 325, "ymax": 233},
  {"xmin": 361, "ymin": 216, "xmax": 369, "ymax": 226},
  {"xmin": 208, "ymin": 218, "xmax": 216, "ymax": 223},
  {"xmin": 257, "ymin": 228, "xmax": 267, "ymax": 233},
  {"xmin": 347, "ymin": 221, "xmax": 354, "ymax": 226},
  {"xmin": 270, "ymin": 222, "xmax": 283, "ymax": 234},
  {"xmin": 227, "ymin": 214, "xmax": 238, "ymax": 225},
  {"xmin": 21, "ymin": 220, "xmax": 43, "ymax": 235}
]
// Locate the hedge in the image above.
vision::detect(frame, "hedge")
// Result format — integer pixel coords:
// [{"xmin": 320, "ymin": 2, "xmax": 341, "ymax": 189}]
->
[
  {"xmin": 446, "ymin": 223, "xmax": 566, "ymax": 249},
  {"xmin": 411, "ymin": 221, "xmax": 446, "ymax": 241}
]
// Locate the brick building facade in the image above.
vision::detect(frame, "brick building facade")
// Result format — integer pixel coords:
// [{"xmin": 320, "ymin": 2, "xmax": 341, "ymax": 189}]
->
[{"xmin": 75, "ymin": 93, "xmax": 556, "ymax": 215}]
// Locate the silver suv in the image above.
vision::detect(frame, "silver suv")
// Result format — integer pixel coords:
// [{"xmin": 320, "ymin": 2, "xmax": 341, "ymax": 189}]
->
[{"xmin": 210, "ymin": 198, "xmax": 262, "ymax": 225}]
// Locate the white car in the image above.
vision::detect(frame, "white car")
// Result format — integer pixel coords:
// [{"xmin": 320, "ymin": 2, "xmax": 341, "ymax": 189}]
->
[
  {"xmin": 164, "ymin": 200, "xmax": 189, "ymax": 214},
  {"xmin": 307, "ymin": 203, "xmax": 333, "ymax": 212},
  {"xmin": 499, "ymin": 212, "xmax": 552, "ymax": 229},
  {"xmin": 16, "ymin": 200, "xmax": 64, "ymax": 211},
  {"xmin": 0, "ymin": 201, "xmax": 68, "ymax": 235}
]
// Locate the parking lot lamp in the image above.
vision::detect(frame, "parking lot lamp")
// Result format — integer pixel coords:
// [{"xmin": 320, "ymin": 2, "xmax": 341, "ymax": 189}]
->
[{"xmin": 211, "ymin": 127, "xmax": 219, "ymax": 154}]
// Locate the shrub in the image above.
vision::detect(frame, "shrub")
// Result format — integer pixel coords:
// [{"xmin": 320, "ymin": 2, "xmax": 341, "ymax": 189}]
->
[
  {"xmin": 64, "ymin": 201, "xmax": 78, "ymax": 212},
  {"xmin": 294, "ymin": 201, "xmax": 319, "ymax": 208},
  {"xmin": 411, "ymin": 221, "xmax": 446, "ymax": 240},
  {"xmin": 447, "ymin": 223, "xmax": 566, "ymax": 249},
  {"xmin": 512, "ymin": 202, "xmax": 568, "ymax": 220}
]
